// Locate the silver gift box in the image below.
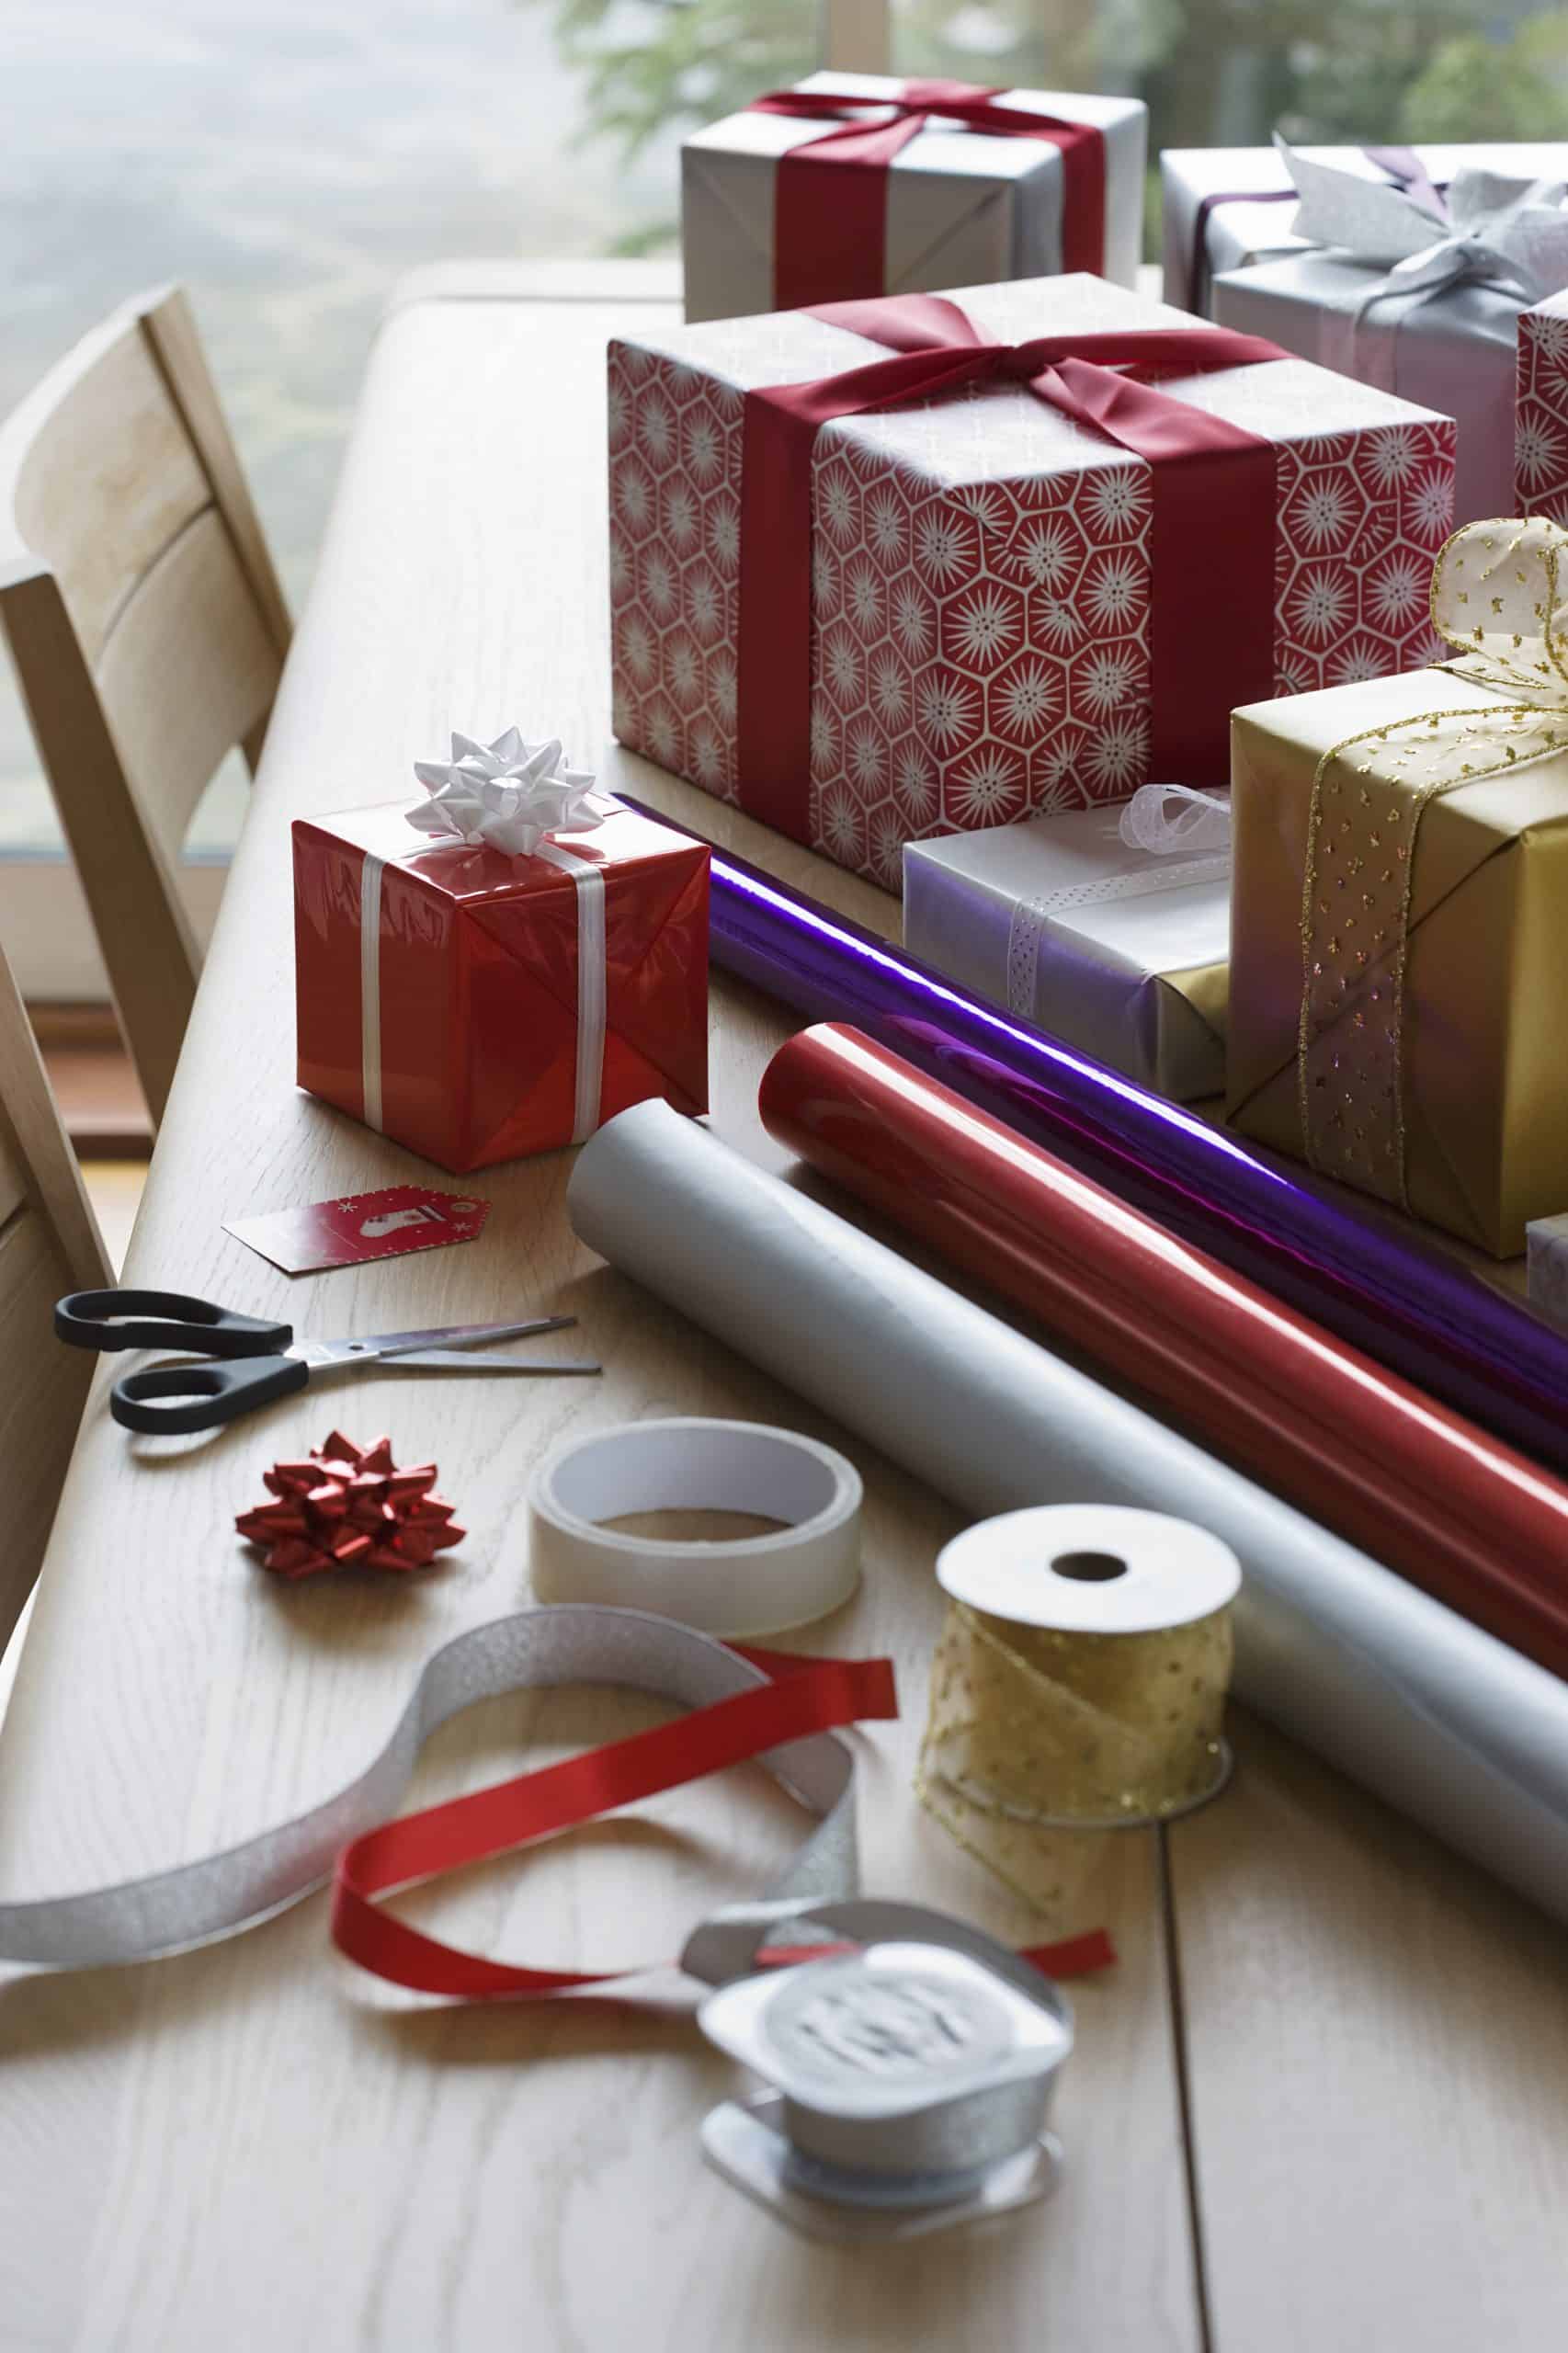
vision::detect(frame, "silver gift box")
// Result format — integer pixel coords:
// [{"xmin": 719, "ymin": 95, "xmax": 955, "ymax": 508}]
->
[
  {"xmin": 1163, "ymin": 141, "xmax": 1568, "ymax": 317},
  {"xmin": 903, "ymin": 803, "xmax": 1230, "ymax": 1102},
  {"xmin": 1213, "ymin": 248, "xmax": 1532, "ymax": 527},
  {"xmin": 681, "ymin": 72, "xmax": 1146, "ymax": 324}
]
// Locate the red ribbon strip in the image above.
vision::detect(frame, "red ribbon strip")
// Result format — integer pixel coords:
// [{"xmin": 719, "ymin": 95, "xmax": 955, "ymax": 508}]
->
[
  {"xmin": 750, "ymin": 80, "xmax": 1107, "ymax": 308},
  {"xmin": 332, "ymin": 1643, "xmax": 1117, "ymax": 1999},
  {"xmin": 762, "ymin": 1927, "xmax": 1119, "ymax": 1978},
  {"xmin": 737, "ymin": 291, "xmax": 1285, "ymax": 841}
]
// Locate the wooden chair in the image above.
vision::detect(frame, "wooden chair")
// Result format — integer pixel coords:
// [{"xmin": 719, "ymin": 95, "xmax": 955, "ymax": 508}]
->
[
  {"xmin": 0, "ymin": 929, "xmax": 110, "ymax": 1663},
  {"xmin": 0, "ymin": 285, "xmax": 291, "ymax": 1127}
]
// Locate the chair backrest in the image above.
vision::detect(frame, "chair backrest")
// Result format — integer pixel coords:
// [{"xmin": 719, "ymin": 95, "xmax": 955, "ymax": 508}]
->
[
  {"xmin": 0, "ymin": 934, "xmax": 110, "ymax": 1654},
  {"xmin": 0, "ymin": 285, "xmax": 290, "ymax": 1124}
]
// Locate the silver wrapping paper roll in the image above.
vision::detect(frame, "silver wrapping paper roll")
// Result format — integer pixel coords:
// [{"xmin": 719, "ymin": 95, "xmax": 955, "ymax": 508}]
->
[{"xmin": 568, "ymin": 1102, "xmax": 1568, "ymax": 1924}]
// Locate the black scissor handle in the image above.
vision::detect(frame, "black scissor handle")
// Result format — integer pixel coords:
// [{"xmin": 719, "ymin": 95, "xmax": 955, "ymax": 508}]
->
[
  {"xmin": 56, "ymin": 1290, "xmax": 293, "ymax": 1358},
  {"xmin": 110, "ymin": 1354, "xmax": 311, "ymax": 1434}
]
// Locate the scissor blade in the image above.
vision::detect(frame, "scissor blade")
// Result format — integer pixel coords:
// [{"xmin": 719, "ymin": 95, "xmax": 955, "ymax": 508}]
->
[
  {"xmin": 305, "ymin": 1315, "xmax": 576, "ymax": 1368},
  {"xmin": 377, "ymin": 1352, "xmax": 602, "ymax": 1375}
]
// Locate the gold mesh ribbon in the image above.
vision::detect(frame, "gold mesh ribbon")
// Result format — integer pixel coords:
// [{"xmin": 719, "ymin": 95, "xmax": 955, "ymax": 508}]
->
[
  {"xmin": 1299, "ymin": 517, "xmax": 1568, "ymax": 1203},
  {"xmin": 915, "ymin": 1600, "xmax": 1233, "ymax": 1911}
]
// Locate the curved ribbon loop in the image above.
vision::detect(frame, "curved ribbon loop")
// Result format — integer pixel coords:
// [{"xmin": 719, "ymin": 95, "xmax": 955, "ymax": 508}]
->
[
  {"xmin": 0, "ymin": 1609, "xmax": 889, "ymax": 1973},
  {"xmin": 1431, "ymin": 514, "xmax": 1568, "ymax": 704},
  {"xmin": 1119, "ymin": 782, "xmax": 1232, "ymax": 855},
  {"xmin": 332, "ymin": 1639, "xmax": 898, "ymax": 2002}
]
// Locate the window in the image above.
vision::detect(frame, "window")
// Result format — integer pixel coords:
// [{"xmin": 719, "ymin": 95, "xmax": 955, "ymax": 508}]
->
[{"xmin": 5, "ymin": 0, "xmax": 1564, "ymax": 993}]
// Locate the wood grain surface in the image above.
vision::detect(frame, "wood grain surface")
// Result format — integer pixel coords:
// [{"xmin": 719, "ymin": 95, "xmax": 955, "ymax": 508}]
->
[
  {"xmin": 0, "ymin": 272, "xmax": 1195, "ymax": 2353},
  {"xmin": 0, "ymin": 264, "xmax": 1562, "ymax": 2353}
]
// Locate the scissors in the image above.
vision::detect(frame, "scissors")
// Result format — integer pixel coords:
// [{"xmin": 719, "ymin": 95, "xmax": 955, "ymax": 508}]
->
[{"xmin": 55, "ymin": 1288, "xmax": 601, "ymax": 1434}]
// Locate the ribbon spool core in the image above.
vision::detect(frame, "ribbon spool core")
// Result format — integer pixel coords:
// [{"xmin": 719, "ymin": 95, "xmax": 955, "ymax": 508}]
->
[{"xmin": 1051, "ymin": 1549, "xmax": 1130, "ymax": 1582}]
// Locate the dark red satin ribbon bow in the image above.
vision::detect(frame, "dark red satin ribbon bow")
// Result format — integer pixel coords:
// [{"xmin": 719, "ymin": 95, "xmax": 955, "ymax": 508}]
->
[
  {"xmin": 736, "ymin": 291, "xmax": 1286, "ymax": 842},
  {"xmin": 749, "ymin": 80, "xmax": 1106, "ymax": 306}
]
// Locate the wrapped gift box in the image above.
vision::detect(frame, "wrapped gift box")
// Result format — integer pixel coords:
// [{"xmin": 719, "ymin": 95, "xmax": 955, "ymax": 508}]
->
[
  {"xmin": 609, "ymin": 271, "xmax": 1455, "ymax": 888},
  {"xmin": 1227, "ymin": 524, "xmax": 1568, "ymax": 1254},
  {"xmin": 682, "ymin": 73, "xmax": 1146, "ymax": 323},
  {"xmin": 1201, "ymin": 145, "xmax": 1568, "ymax": 529},
  {"xmin": 1527, "ymin": 1212, "xmax": 1568, "ymax": 1324},
  {"xmin": 1163, "ymin": 142, "xmax": 1568, "ymax": 318},
  {"xmin": 294, "ymin": 797, "xmax": 709, "ymax": 1172},
  {"xmin": 903, "ymin": 800, "xmax": 1230, "ymax": 1099}
]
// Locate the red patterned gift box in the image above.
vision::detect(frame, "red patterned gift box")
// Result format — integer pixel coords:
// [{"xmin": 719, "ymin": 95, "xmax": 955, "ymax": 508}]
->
[
  {"xmin": 294, "ymin": 794, "xmax": 709, "ymax": 1173},
  {"xmin": 608, "ymin": 274, "xmax": 1456, "ymax": 891},
  {"xmin": 1516, "ymin": 295, "xmax": 1568, "ymax": 527}
]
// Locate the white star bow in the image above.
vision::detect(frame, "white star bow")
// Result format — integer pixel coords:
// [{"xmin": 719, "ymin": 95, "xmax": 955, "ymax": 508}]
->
[{"xmin": 407, "ymin": 728, "xmax": 601, "ymax": 858}]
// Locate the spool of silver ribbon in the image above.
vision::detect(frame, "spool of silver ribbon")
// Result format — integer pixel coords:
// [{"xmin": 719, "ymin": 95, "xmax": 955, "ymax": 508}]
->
[{"xmin": 686, "ymin": 1897, "xmax": 1074, "ymax": 2243}]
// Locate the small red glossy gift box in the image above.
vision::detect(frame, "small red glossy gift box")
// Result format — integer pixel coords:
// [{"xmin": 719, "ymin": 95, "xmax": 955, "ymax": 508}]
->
[{"xmin": 293, "ymin": 797, "xmax": 710, "ymax": 1172}]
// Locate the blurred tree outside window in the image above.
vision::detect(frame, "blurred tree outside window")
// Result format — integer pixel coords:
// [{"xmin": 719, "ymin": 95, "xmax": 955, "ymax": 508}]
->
[
  {"xmin": 530, "ymin": 0, "xmax": 1568, "ymax": 255},
  {"xmin": 5, "ymin": 0, "xmax": 1568, "ymax": 981}
]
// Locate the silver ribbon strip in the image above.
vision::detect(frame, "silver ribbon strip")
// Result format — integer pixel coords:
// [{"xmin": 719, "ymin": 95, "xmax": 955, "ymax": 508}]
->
[
  {"xmin": 0, "ymin": 1605, "xmax": 861, "ymax": 1972},
  {"xmin": 359, "ymin": 849, "xmax": 385, "ymax": 1132},
  {"xmin": 358, "ymin": 830, "xmax": 609, "ymax": 1146},
  {"xmin": 1117, "ymin": 780, "xmax": 1232, "ymax": 857},
  {"xmin": 534, "ymin": 838, "xmax": 608, "ymax": 1142}
]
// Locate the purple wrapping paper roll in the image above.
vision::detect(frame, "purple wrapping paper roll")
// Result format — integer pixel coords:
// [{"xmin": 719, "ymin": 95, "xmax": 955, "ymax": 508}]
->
[{"xmin": 618, "ymin": 794, "xmax": 1568, "ymax": 1476}]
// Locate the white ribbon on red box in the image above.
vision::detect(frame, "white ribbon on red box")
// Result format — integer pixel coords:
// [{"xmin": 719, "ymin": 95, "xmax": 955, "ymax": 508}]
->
[{"xmin": 359, "ymin": 728, "xmax": 611, "ymax": 1145}]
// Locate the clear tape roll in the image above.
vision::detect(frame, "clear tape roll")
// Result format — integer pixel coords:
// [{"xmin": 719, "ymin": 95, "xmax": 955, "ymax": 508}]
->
[
  {"xmin": 919, "ymin": 1507, "xmax": 1241, "ymax": 1902},
  {"xmin": 528, "ymin": 1417, "xmax": 863, "ymax": 1638}
]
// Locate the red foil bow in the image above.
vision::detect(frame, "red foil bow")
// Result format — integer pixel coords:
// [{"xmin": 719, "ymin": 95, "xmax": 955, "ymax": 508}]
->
[
  {"xmin": 737, "ymin": 292, "xmax": 1287, "ymax": 840},
  {"xmin": 235, "ymin": 1431, "xmax": 465, "ymax": 1578},
  {"xmin": 747, "ymin": 80, "xmax": 1107, "ymax": 306}
]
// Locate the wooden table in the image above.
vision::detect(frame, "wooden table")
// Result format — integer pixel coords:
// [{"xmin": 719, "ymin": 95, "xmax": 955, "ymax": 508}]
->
[{"xmin": 3, "ymin": 262, "xmax": 1565, "ymax": 2353}]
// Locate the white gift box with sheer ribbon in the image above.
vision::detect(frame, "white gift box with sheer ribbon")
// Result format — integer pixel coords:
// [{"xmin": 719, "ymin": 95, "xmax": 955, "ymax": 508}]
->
[{"xmin": 902, "ymin": 785, "xmax": 1232, "ymax": 1100}]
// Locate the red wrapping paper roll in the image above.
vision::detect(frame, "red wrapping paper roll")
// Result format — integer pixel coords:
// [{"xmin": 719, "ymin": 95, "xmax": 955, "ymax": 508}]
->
[{"xmin": 759, "ymin": 1024, "xmax": 1568, "ymax": 1680}]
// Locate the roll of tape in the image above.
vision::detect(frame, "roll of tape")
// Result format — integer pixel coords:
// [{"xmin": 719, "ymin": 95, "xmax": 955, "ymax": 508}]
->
[
  {"xmin": 528, "ymin": 1417, "xmax": 863, "ymax": 1637},
  {"xmin": 919, "ymin": 1506, "xmax": 1241, "ymax": 1902}
]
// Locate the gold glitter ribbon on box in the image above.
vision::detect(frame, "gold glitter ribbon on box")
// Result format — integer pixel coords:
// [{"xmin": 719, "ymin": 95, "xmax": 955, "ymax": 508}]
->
[
  {"xmin": 1299, "ymin": 517, "xmax": 1568, "ymax": 1205},
  {"xmin": 916, "ymin": 1506, "xmax": 1240, "ymax": 1912}
]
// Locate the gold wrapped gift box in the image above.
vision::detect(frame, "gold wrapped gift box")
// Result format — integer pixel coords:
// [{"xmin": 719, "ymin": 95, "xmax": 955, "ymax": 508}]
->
[{"xmin": 1228, "ymin": 521, "xmax": 1568, "ymax": 1257}]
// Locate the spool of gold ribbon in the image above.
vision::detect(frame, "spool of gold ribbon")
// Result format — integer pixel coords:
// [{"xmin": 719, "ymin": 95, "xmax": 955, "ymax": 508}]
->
[{"xmin": 917, "ymin": 1506, "xmax": 1240, "ymax": 1911}]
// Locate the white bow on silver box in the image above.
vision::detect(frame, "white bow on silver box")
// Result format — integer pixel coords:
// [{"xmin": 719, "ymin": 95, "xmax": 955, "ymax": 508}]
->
[{"xmin": 1278, "ymin": 132, "xmax": 1568, "ymax": 330}]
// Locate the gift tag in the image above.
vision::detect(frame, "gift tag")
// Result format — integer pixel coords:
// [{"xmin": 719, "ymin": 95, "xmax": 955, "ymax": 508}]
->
[{"xmin": 225, "ymin": 1186, "xmax": 490, "ymax": 1276}]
